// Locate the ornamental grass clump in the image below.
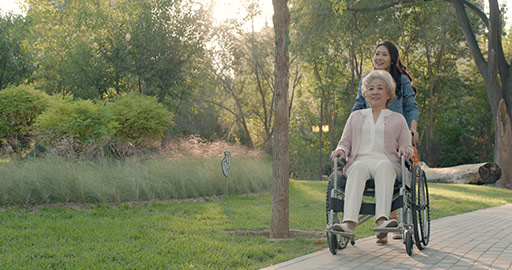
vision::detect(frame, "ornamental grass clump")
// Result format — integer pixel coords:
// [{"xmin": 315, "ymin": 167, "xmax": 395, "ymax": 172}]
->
[{"xmin": 0, "ymin": 155, "xmax": 271, "ymax": 206}]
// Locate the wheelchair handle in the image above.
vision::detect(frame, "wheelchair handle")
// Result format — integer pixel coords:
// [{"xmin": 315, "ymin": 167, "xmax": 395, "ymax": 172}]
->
[
  {"xmin": 401, "ymin": 154, "xmax": 412, "ymax": 170},
  {"xmin": 333, "ymin": 155, "xmax": 346, "ymax": 169}
]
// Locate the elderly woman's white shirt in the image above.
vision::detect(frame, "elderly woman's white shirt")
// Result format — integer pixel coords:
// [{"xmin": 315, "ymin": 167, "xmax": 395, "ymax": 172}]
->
[{"xmin": 356, "ymin": 108, "xmax": 392, "ymax": 162}]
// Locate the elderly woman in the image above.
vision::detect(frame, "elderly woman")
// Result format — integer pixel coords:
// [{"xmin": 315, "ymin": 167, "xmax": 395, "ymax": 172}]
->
[{"xmin": 330, "ymin": 70, "xmax": 413, "ymax": 244}]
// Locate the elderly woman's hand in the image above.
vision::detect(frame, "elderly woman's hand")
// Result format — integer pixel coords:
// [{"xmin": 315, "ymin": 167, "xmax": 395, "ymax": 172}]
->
[
  {"xmin": 330, "ymin": 149, "xmax": 346, "ymax": 161},
  {"xmin": 399, "ymin": 148, "xmax": 412, "ymax": 161}
]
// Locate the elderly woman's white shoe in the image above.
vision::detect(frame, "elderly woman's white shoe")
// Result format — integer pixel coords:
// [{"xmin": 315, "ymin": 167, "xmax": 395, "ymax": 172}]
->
[
  {"xmin": 332, "ymin": 223, "xmax": 353, "ymax": 233},
  {"xmin": 376, "ymin": 218, "xmax": 398, "ymax": 229}
]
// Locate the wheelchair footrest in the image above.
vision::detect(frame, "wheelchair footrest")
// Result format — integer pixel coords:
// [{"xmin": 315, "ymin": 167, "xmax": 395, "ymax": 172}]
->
[
  {"xmin": 325, "ymin": 229, "xmax": 355, "ymax": 239},
  {"xmin": 373, "ymin": 227, "xmax": 401, "ymax": 233}
]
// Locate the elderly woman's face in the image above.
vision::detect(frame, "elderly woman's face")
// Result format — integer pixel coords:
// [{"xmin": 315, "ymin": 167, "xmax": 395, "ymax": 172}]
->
[
  {"xmin": 373, "ymin": 45, "xmax": 392, "ymax": 71},
  {"xmin": 365, "ymin": 78, "xmax": 390, "ymax": 109}
]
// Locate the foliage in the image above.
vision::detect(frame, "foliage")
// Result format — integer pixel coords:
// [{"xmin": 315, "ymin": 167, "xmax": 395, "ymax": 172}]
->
[
  {"xmin": 0, "ymin": 85, "xmax": 49, "ymax": 152},
  {"xmin": 0, "ymin": 13, "xmax": 34, "ymax": 90},
  {"xmin": 34, "ymin": 97, "xmax": 117, "ymax": 147},
  {"xmin": 288, "ymin": 0, "xmax": 494, "ymax": 174},
  {"xmin": 432, "ymin": 76, "xmax": 494, "ymax": 166},
  {"xmin": 109, "ymin": 94, "xmax": 174, "ymax": 146},
  {"xmin": 0, "ymin": 181, "xmax": 511, "ymax": 269},
  {"xmin": 25, "ymin": 0, "xmax": 211, "ymax": 103},
  {"xmin": 0, "ymin": 0, "xmax": 504, "ymax": 171},
  {"xmin": 205, "ymin": 11, "xmax": 277, "ymax": 149}
]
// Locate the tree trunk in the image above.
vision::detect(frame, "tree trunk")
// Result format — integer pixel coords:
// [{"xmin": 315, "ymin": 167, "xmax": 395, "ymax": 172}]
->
[
  {"xmin": 318, "ymin": 95, "xmax": 324, "ymax": 180},
  {"xmin": 421, "ymin": 162, "xmax": 500, "ymax": 185},
  {"xmin": 495, "ymin": 99, "xmax": 512, "ymax": 188},
  {"xmin": 270, "ymin": 0, "xmax": 290, "ymax": 239}
]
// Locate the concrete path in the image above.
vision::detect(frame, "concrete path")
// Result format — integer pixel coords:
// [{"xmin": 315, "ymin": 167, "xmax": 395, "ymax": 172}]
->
[{"xmin": 262, "ymin": 204, "xmax": 512, "ymax": 270}]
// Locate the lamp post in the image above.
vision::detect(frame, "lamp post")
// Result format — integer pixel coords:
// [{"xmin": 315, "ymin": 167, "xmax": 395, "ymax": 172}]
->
[{"xmin": 312, "ymin": 124, "xmax": 329, "ymax": 180}]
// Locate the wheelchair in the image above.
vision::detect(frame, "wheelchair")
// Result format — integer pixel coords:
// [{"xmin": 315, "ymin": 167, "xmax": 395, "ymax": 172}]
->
[{"xmin": 325, "ymin": 155, "xmax": 430, "ymax": 256}]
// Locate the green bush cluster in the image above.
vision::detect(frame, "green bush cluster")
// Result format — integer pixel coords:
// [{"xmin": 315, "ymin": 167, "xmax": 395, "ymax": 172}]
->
[
  {"xmin": 0, "ymin": 85, "xmax": 49, "ymax": 151},
  {"xmin": 35, "ymin": 97, "xmax": 118, "ymax": 145},
  {"xmin": 109, "ymin": 94, "xmax": 174, "ymax": 146},
  {"xmin": 0, "ymin": 85, "xmax": 175, "ymax": 157}
]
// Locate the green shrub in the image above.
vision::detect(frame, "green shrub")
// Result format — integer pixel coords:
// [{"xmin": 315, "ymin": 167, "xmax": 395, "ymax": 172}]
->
[
  {"xmin": 109, "ymin": 94, "xmax": 174, "ymax": 146},
  {"xmin": 35, "ymin": 97, "xmax": 117, "ymax": 145},
  {"xmin": 0, "ymin": 85, "xmax": 49, "ymax": 151}
]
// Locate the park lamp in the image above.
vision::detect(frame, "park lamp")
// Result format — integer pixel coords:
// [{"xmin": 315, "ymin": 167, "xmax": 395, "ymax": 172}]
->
[{"xmin": 312, "ymin": 125, "xmax": 329, "ymax": 133}]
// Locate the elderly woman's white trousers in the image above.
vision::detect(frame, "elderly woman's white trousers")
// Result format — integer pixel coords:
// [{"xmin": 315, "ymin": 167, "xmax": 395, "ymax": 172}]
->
[{"xmin": 342, "ymin": 155, "xmax": 399, "ymax": 224}]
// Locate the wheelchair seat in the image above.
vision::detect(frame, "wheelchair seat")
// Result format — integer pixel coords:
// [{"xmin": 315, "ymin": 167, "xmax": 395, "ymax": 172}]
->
[{"xmin": 331, "ymin": 171, "xmax": 402, "ymax": 197}]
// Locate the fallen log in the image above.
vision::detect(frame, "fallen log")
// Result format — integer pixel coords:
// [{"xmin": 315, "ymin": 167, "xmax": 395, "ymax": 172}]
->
[{"xmin": 420, "ymin": 162, "xmax": 501, "ymax": 185}]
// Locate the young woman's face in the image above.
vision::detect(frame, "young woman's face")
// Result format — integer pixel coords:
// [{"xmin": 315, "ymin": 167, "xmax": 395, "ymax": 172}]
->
[
  {"xmin": 373, "ymin": 45, "xmax": 392, "ymax": 72},
  {"xmin": 365, "ymin": 78, "xmax": 390, "ymax": 109}
]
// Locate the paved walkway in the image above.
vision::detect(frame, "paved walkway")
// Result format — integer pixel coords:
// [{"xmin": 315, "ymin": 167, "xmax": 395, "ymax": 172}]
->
[{"xmin": 262, "ymin": 204, "xmax": 512, "ymax": 270}]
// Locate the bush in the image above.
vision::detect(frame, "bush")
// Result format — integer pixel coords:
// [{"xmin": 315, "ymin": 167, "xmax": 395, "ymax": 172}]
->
[
  {"xmin": 0, "ymin": 85, "xmax": 49, "ymax": 152},
  {"xmin": 35, "ymin": 96, "xmax": 117, "ymax": 147},
  {"xmin": 109, "ymin": 94, "xmax": 174, "ymax": 146}
]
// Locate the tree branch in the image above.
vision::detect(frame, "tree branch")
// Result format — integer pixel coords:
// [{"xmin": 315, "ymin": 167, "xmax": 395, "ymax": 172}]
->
[
  {"xmin": 339, "ymin": 0, "xmax": 417, "ymax": 13},
  {"xmin": 461, "ymin": 0, "xmax": 489, "ymax": 28},
  {"xmin": 450, "ymin": 0, "xmax": 488, "ymax": 81},
  {"xmin": 487, "ymin": 0, "xmax": 509, "ymax": 82}
]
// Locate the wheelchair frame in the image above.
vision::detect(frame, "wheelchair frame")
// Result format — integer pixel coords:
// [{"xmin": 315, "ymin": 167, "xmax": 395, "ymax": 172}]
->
[{"xmin": 325, "ymin": 155, "xmax": 430, "ymax": 256}]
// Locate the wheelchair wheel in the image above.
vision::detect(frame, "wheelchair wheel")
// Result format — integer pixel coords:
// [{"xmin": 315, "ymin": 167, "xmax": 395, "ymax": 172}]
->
[
  {"xmin": 327, "ymin": 232, "xmax": 339, "ymax": 254},
  {"xmin": 327, "ymin": 232, "xmax": 348, "ymax": 255},
  {"xmin": 325, "ymin": 176, "xmax": 340, "ymax": 223},
  {"xmin": 416, "ymin": 168, "xmax": 431, "ymax": 247},
  {"xmin": 405, "ymin": 231, "xmax": 413, "ymax": 256},
  {"xmin": 326, "ymin": 177, "xmax": 342, "ymax": 255},
  {"xmin": 411, "ymin": 166, "xmax": 430, "ymax": 250}
]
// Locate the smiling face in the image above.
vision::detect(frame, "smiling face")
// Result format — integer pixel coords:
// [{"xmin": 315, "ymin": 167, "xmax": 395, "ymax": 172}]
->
[
  {"xmin": 373, "ymin": 45, "xmax": 392, "ymax": 72},
  {"xmin": 364, "ymin": 78, "xmax": 391, "ymax": 109}
]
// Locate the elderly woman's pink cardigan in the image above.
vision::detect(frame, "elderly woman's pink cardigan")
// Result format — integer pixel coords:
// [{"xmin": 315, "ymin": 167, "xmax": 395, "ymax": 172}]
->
[{"xmin": 335, "ymin": 109, "xmax": 413, "ymax": 170}]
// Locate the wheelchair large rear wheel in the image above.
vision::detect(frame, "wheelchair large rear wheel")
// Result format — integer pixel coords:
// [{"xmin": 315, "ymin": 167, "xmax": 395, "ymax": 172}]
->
[
  {"xmin": 411, "ymin": 166, "xmax": 431, "ymax": 250},
  {"xmin": 326, "ymin": 177, "xmax": 340, "ymax": 254},
  {"xmin": 325, "ymin": 175, "xmax": 339, "ymax": 223},
  {"xmin": 416, "ymin": 168, "xmax": 430, "ymax": 246}
]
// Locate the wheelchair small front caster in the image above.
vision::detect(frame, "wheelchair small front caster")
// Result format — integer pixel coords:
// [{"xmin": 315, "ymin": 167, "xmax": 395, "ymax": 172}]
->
[{"xmin": 405, "ymin": 231, "xmax": 413, "ymax": 256}]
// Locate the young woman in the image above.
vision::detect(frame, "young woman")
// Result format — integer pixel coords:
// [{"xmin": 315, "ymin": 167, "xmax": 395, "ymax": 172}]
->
[{"xmin": 352, "ymin": 41, "xmax": 419, "ymax": 145}]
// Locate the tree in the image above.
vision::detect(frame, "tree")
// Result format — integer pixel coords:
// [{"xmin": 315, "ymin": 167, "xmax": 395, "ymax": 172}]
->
[
  {"xmin": 392, "ymin": 0, "xmax": 474, "ymax": 165},
  {"xmin": 0, "ymin": 13, "xmax": 34, "ymax": 90},
  {"xmin": 25, "ymin": 0, "xmax": 210, "ymax": 103},
  {"xmin": 334, "ymin": 0, "xmax": 512, "ymax": 189},
  {"xmin": 270, "ymin": 0, "xmax": 290, "ymax": 239},
  {"xmin": 204, "ymin": 2, "xmax": 300, "ymax": 151},
  {"xmin": 290, "ymin": 0, "xmax": 402, "ymax": 179},
  {"xmin": 450, "ymin": 0, "xmax": 512, "ymax": 189}
]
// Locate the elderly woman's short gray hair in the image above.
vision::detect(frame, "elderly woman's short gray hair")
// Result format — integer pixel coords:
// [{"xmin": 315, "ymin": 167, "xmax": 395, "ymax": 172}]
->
[{"xmin": 362, "ymin": 70, "xmax": 396, "ymax": 107}]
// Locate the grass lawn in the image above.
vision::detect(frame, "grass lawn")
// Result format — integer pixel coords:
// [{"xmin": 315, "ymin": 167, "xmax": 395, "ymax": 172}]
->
[{"xmin": 1, "ymin": 181, "xmax": 511, "ymax": 269}]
